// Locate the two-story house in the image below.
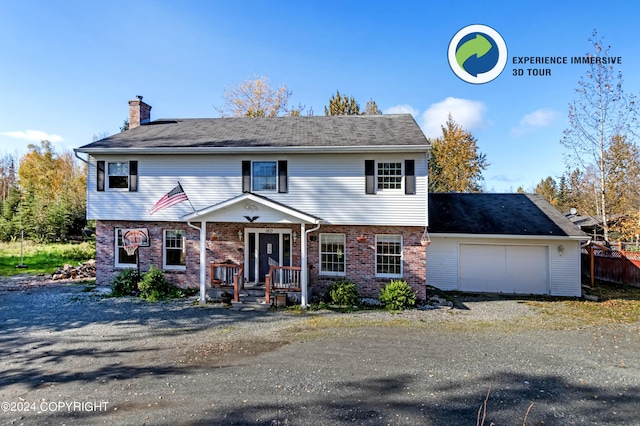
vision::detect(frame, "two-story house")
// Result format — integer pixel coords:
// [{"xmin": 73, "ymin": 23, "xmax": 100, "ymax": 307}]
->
[
  {"xmin": 76, "ymin": 97, "xmax": 430, "ymax": 304},
  {"xmin": 76, "ymin": 97, "xmax": 586, "ymax": 305}
]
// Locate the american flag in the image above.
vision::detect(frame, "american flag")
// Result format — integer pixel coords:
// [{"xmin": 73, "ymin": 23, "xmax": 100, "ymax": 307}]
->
[{"xmin": 149, "ymin": 183, "xmax": 189, "ymax": 215}]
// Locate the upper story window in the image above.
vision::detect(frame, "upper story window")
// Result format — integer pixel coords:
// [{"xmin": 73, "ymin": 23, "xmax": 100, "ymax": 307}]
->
[
  {"xmin": 108, "ymin": 162, "xmax": 130, "ymax": 189},
  {"xmin": 252, "ymin": 161, "xmax": 277, "ymax": 191},
  {"xmin": 97, "ymin": 160, "xmax": 137, "ymax": 192},
  {"xmin": 242, "ymin": 160, "xmax": 288, "ymax": 193},
  {"xmin": 365, "ymin": 159, "xmax": 415, "ymax": 195},
  {"xmin": 377, "ymin": 162, "xmax": 403, "ymax": 190}
]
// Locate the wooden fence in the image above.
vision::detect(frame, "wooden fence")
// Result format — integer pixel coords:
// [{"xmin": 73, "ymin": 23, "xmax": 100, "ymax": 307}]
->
[{"xmin": 581, "ymin": 245, "xmax": 640, "ymax": 287}]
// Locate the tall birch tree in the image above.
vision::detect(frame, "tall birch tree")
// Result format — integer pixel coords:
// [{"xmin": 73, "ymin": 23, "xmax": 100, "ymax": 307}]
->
[{"xmin": 561, "ymin": 30, "xmax": 638, "ymax": 241}]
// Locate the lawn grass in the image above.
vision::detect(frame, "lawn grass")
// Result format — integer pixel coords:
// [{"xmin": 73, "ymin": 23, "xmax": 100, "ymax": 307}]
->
[
  {"xmin": 0, "ymin": 241, "xmax": 95, "ymax": 276},
  {"xmin": 525, "ymin": 281, "xmax": 640, "ymax": 328}
]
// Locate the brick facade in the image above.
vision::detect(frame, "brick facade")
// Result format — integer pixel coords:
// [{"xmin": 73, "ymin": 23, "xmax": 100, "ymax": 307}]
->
[
  {"xmin": 306, "ymin": 225, "xmax": 426, "ymax": 300},
  {"xmin": 96, "ymin": 221, "xmax": 426, "ymax": 300}
]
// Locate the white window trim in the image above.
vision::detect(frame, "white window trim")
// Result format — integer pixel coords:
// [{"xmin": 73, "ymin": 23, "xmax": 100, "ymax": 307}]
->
[
  {"xmin": 376, "ymin": 161, "xmax": 404, "ymax": 192},
  {"xmin": 375, "ymin": 234, "xmax": 403, "ymax": 278},
  {"xmin": 319, "ymin": 233, "xmax": 346, "ymax": 276},
  {"xmin": 252, "ymin": 160, "xmax": 278, "ymax": 193},
  {"xmin": 163, "ymin": 229, "xmax": 187, "ymax": 271},
  {"xmin": 107, "ymin": 161, "xmax": 130, "ymax": 191},
  {"xmin": 114, "ymin": 228, "xmax": 137, "ymax": 268}
]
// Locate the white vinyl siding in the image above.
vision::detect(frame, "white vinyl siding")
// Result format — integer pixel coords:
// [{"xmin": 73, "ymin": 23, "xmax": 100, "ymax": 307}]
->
[
  {"xmin": 86, "ymin": 152, "xmax": 427, "ymax": 226},
  {"xmin": 319, "ymin": 233, "xmax": 345, "ymax": 276}
]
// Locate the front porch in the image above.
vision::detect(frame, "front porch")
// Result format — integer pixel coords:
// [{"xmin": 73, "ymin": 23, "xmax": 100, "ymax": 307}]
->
[
  {"xmin": 182, "ymin": 192, "xmax": 323, "ymax": 306},
  {"xmin": 209, "ymin": 262, "xmax": 303, "ymax": 307}
]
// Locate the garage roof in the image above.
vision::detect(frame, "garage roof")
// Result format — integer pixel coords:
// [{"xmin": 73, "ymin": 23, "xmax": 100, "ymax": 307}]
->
[{"xmin": 428, "ymin": 193, "xmax": 587, "ymax": 238}]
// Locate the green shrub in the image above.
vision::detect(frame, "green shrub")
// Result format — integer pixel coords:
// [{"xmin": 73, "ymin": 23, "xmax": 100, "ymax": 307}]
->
[
  {"xmin": 137, "ymin": 265, "xmax": 182, "ymax": 301},
  {"xmin": 326, "ymin": 279, "xmax": 360, "ymax": 306},
  {"xmin": 379, "ymin": 279, "xmax": 416, "ymax": 312},
  {"xmin": 111, "ymin": 268, "xmax": 142, "ymax": 297}
]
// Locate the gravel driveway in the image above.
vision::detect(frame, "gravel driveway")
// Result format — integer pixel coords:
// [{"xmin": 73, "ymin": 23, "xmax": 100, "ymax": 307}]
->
[{"xmin": 0, "ymin": 278, "xmax": 638, "ymax": 425}]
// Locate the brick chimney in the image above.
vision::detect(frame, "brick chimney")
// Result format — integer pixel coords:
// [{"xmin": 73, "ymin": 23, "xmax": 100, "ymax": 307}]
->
[{"xmin": 128, "ymin": 96, "xmax": 152, "ymax": 129}]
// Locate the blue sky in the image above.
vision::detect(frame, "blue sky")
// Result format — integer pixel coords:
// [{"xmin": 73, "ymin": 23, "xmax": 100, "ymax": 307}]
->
[{"xmin": 1, "ymin": 0, "xmax": 639, "ymax": 192}]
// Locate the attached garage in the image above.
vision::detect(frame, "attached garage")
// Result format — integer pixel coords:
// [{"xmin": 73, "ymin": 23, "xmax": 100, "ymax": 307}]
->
[
  {"xmin": 426, "ymin": 193, "xmax": 587, "ymax": 297},
  {"xmin": 458, "ymin": 244, "xmax": 548, "ymax": 294}
]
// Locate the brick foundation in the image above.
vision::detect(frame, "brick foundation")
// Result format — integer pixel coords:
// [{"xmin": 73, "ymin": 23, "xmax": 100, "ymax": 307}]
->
[{"xmin": 96, "ymin": 221, "xmax": 426, "ymax": 300}]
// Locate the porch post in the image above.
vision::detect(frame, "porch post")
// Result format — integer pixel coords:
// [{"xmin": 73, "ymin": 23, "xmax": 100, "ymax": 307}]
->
[
  {"xmin": 300, "ymin": 223, "xmax": 307, "ymax": 306},
  {"xmin": 199, "ymin": 220, "xmax": 206, "ymax": 302}
]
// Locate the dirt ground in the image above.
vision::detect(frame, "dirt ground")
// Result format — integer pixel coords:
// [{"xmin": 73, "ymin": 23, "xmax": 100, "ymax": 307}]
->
[{"xmin": 0, "ymin": 278, "xmax": 638, "ymax": 425}]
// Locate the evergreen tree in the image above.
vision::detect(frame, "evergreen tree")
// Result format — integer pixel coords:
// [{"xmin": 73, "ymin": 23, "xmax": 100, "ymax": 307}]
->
[{"xmin": 428, "ymin": 114, "xmax": 488, "ymax": 193}]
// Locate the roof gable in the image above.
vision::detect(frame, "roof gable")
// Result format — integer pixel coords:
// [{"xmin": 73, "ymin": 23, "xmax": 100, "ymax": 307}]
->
[
  {"xmin": 428, "ymin": 193, "xmax": 586, "ymax": 238},
  {"xmin": 77, "ymin": 114, "xmax": 429, "ymax": 153}
]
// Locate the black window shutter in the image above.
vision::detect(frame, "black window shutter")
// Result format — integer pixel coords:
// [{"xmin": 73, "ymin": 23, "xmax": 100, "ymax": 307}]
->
[
  {"xmin": 129, "ymin": 161, "xmax": 138, "ymax": 192},
  {"xmin": 242, "ymin": 161, "xmax": 251, "ymax": 192},
  {"xmin": 365, "ymin": 160, "xmax": 375, "ymax": 194},
  {"xmin": 405, "ymin": 159, "xmax": 415, "ymax": 195},
  {"xmin": 97, "ymin": 161, "xmax": 105, "ymax": 192},
  {"xmin": 278, "ymin": 160, "xmax": 288, "ymax": 193}
]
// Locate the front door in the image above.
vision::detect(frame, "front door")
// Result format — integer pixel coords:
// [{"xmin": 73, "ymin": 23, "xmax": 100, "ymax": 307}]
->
[{"xmin": 258, "ymin": 233, "xmax": 279, "ymax": 282}]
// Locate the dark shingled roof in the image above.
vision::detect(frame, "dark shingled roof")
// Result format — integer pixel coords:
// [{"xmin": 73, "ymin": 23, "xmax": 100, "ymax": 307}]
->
[
  {"xmin": 77, "ymin": 114, "xmax": 428, "ymax": 151},
  {"xmin": 428, "ymin": 193, "xmax": 587, "ymax": 238}
]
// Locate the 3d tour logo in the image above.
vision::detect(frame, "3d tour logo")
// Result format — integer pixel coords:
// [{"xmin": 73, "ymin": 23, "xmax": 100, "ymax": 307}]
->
[{"xmin": 448, "ymin": 24, "xmax": 507, "ymax": 84}]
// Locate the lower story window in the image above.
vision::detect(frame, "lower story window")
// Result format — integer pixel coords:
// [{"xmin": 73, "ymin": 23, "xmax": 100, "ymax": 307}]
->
[
  {"xmin": 376, "ymin": 235, "xmax": 402, "ymax": 277},
  {"xmin": 320, "ymin": 233, "xmax": 345, "ymax": 275},
  {"xmin": 115, "ymin": 229, "xmax": 137, "ymax": 267},
  {"xmin": 164, "ymin": 230, "xmax": 186, "ymax": 269}
]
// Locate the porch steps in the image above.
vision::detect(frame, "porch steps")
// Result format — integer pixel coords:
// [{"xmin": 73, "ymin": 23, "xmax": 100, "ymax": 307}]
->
[
  {"xmin": 208, "ymin": 284, "xmax": 271, "ymax": 311},
  {"xmin": 230, "ymin": 299, "xmax": 271, "ymax": 312}
]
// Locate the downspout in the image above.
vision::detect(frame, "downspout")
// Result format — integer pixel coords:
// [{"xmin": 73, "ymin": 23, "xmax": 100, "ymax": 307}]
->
[
  {"xmin": 301, "ymin": 222, "xmax": 321, "ymax": 307},
  {"xmin": 74, "ymin": 150, "xmax": 89, "ymax": 165},
  {"xmin": 188, "ymin": 220, "xmax": 207, "ymax": 303}
]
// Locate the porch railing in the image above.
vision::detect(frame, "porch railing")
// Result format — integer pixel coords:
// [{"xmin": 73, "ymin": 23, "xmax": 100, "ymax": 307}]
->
[
  {"xmin": 210, "ymin": 263, "xmax": 245, "ymax": 302},
  {"xmin": 265, "ymin": 265, "xmax": 302, "ymax": 304}
]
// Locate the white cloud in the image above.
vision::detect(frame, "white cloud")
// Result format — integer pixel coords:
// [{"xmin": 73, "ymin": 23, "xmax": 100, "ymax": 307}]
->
[
  {"xmin": 383, "ymin": 104, "xmax": 419, "ymax": 117},
  {"xmin": 490, "ymin": 174, "xmax": 524, "ymax": 183},
  {"xmin": 420, "ymin": 97, "xmax": 487, "ymax": 138},
  {"xmin": 511, "ymin": 109, "xmax": 557, "ymax": 136},
  {"xmin": 0, "ymin": 130, "xmax": 64, "ymax": 143}
]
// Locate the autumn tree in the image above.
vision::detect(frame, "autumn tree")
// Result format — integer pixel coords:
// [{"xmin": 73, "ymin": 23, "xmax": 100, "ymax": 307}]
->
[
  {"xmin": 16, "ymin": 141, "xmax": 86, "ymax": 241},
  {"xmin": 534, "ymin": 177, "xmax": 559, "ymax": 206},
  {"xmin": 324, "ymin": 90, "xmax": 360, "ymax": 115},
  {"xmin": 365, "ymin": 99, "xmax": 381, "ymax": 115},
  {"xmin": 216, "ymin": 74, "xmax": 292, "ymax": 117},
  {"xmin": 287, "ymin": 103, "xmax": 313, "ymax": 117},
  {"xmin": 561, "ymin": 30, "xmax": 639, "ymax": 241},
  {"xmin": 428, "ymin": 114, "xmax": 488, "ymax": 192}
]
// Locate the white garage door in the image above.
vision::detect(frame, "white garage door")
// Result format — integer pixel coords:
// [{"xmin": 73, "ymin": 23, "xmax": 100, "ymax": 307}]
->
[{"xmin": 459, "ymin": 244, "xmax": 549, "ymax": 294}]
